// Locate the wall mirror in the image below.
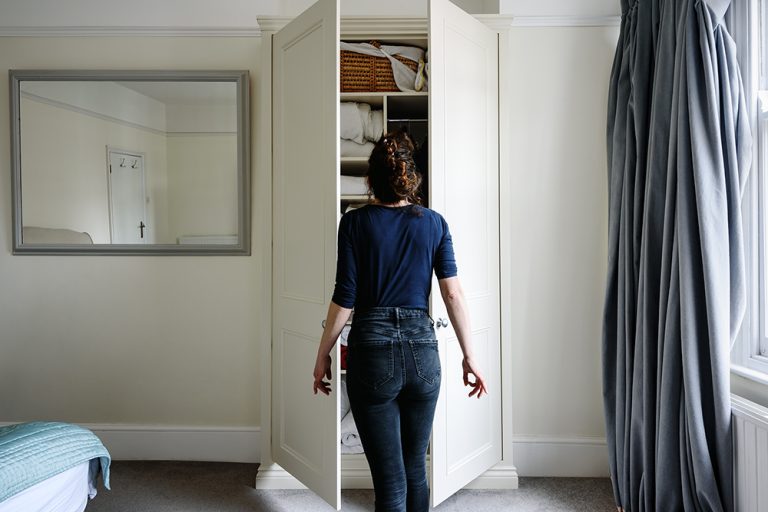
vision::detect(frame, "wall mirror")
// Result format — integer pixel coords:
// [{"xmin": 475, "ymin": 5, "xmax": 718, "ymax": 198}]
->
[{"xmin": 10, "ymin": 70, "xmax": 250, "ymax": 255}]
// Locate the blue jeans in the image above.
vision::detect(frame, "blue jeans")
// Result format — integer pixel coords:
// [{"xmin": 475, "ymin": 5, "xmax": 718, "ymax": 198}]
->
[{"xmin": 346, "ymin": 307, "xmax": 441, "ymax": 512}]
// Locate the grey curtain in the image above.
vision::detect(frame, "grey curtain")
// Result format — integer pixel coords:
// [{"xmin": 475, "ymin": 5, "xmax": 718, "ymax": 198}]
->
[{"xmin": 603, "ymin": 0, "xmax": 752, "ymax": 510}]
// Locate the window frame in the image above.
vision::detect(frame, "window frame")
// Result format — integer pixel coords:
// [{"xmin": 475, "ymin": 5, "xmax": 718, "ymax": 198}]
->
[{"xmin": 760, "ymin": 95, "xmax": 768, "ymax": 362}]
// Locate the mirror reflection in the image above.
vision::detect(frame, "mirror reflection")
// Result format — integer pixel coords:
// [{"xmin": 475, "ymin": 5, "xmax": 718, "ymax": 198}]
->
[{"xmin": 17, "ymin": 77, "xmax": 244, "ymax": 249}]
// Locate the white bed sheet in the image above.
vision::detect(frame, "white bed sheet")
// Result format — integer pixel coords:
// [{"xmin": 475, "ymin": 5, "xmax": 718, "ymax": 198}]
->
[{"xmin": 0, "ymin": 461, "xmax": 94, "ymax": 512}]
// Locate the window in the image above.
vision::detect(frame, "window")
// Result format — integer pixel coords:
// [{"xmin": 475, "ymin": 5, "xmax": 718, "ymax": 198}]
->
[{"xmin": 731, "ymin": 0, "xmax": 768, "ymax": 382}]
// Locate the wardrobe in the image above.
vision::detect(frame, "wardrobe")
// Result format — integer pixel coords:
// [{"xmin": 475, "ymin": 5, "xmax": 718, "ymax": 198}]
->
[{"xmin": 256, "ymin": 0, "xmax": 515, "ymax": 509}]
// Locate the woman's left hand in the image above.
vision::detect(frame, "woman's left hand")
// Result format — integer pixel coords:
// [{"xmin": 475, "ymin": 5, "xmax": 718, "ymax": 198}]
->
[{"xmin": 313, "ymin": 354, "xmax": 332, "ymax": 395}]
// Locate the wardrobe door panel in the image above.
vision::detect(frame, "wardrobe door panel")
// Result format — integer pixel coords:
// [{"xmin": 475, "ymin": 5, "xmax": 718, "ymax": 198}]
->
[
  {"xmin": 428, "ymin": 0, "xmax": 502, "ymax": 506},
  {"xmin": 272, "ymin": 0, "xmax": 341, "ymax": 509}
]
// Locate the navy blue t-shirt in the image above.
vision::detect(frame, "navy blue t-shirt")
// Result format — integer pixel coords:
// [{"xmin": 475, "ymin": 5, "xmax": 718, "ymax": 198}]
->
[{"xmin": 331, "ymin": 204, "xmax": 457, "ymax": 310}]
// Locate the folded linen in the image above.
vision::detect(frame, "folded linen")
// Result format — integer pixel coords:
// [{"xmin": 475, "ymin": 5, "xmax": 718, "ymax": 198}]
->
[
  {"xmin": 339, "ymin": 324, "xmax": 351, "ymax": 346},
  {"xmin": 341, "ymin": 442, "xmax": 365, "ymax": 455},
  {"xmin": 340, "ymin": 102, "xmax": 383, "ymax": 144},
  {"xmin": 341, "ymin": 175, "xmax": 368, "ymax": 196},
  {"xmin": 340, "ymin": 411, "xmax": 364, "ymax": 454},
  {"xmin": 341, "ymin": 138, "xmax": 375, "ymax": 158}
]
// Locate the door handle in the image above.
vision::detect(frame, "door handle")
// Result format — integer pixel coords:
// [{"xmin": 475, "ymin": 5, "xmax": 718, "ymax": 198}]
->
[{"xmin": 436, "ymin": 317, "xmax": 449, "ymax": 329}]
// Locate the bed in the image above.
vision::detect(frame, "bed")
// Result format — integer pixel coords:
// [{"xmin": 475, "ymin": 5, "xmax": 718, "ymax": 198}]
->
[
  {"xmin": 21, "ymin": 227, "xmax": 94, "ymax": 245},
  {"xmin": 0, "ymin": 422, "xmax": 110, "ymax": 512}
]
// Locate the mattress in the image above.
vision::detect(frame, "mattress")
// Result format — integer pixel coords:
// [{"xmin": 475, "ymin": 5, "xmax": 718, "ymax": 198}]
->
[{"xmin": 0, "ymin": 461, "xmax": 94, "ymax": 512}]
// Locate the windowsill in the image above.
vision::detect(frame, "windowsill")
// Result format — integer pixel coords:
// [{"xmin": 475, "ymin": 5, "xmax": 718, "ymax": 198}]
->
[
  {"xmin": 731, "ymin": 363, "xmax": 768, "ymax": 386},
  {"xmin": 731, "ymin": 364, "xmax": 768, "ymax": 409}
]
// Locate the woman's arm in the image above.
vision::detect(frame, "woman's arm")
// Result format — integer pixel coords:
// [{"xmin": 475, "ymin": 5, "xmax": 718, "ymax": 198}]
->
[
  {"xmin": 312, "ymin": 301, "xmax": 354, "ymax": 395},
  {"xmin": 438, "ymin": 276, "xmax": 488, "ymax": 398}
]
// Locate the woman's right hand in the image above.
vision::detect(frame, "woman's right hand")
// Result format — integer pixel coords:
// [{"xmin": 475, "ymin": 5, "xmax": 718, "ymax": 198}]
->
[
  {"xmin": 462, "ymin": 357, "xmax": 488, "ymax": 398},
  {"xmin": 313, "ymin": 354, "xmax": 332, "ymax": 395}
]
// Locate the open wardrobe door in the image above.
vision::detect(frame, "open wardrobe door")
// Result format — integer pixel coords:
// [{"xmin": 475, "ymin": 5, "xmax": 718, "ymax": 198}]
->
[
  {"xmin": 271, "ymin": 0, "xmax": 341, "ymax": 509},
  {"xmin": 428, "ymin": 0, "xmax": 502, "ymax": 507}
]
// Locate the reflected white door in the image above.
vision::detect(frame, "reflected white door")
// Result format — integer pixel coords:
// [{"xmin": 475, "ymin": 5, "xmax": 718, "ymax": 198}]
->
[
  {"xmin": 271, "ymin": 0, "xmax": 341, "ymax": 509},
  {"xmin": 428, "ymin": 0, "xmax": 502, "ymax": 506},
  {"xmin": 107, "ymin": 150, "xmax": 147, "ymax": 244}
]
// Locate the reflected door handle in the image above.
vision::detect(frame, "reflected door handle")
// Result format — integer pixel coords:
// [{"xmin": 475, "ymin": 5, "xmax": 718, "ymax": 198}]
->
[{"xmin": 436, "ymin": 317, "xmax": 449, "ymax": 329}]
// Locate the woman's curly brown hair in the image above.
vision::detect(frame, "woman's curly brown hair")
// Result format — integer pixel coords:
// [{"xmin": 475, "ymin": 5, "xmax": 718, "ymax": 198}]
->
[{"xmin": 366, "ymin": 130, "xmax": 423, "ymax": 205}]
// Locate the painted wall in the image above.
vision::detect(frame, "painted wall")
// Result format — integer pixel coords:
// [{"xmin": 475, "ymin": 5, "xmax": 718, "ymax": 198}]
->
[
  {"xmin": 0, "ymin": 36, "xmax": 265, "ymax": 427},
  {"xmin": 505, "ymin": 25, "xmax": 618, "ymax": 469},
  {"xmin": 499, "ymin": 0, "xmax": 619, "ymax": 17}
]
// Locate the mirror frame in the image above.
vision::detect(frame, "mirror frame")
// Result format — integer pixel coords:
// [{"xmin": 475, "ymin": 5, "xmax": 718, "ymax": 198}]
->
[{"xmin": 10, "ymin": 69, "xmax": 251, "ymax": 255}]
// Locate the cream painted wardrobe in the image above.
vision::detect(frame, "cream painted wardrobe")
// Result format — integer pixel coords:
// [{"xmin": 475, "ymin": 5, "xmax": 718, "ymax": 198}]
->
[{"xmin": 255, "ymin": 0, "xmax": 516, "ymax": 509}]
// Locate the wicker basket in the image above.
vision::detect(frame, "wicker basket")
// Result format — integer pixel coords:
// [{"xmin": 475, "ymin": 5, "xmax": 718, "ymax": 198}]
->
[{"xmin": 340, "ymin": 42, "xmax": 419, "ymax": 92}]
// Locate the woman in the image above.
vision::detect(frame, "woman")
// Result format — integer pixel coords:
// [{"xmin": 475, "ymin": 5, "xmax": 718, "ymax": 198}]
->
[{"xmin": 312, "ymin": 130, "xmax": 487, "ymax": 512}]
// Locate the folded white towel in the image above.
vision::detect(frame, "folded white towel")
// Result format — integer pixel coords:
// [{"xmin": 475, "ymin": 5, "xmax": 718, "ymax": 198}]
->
[
  {"xmin": 340, "ymin": 102, "xmax": 383, "ymax": 144},
  {"xmin": 341, "ymin": 176, "xmax": 368, "ymax": 196},
  {"xmin": 341, "ymin": 139, "xmax": 375, "ymax": 158},
  {"xmin": 340, "ymin": 411, "xmax": 364, "ymax": 453},
  {"xmin": 365, "ymin": 109, "xmax": 383, "ymax": 142},
  {"xmin": 341, "ymin": 102, "xmax": 367, "ymax": 144}
]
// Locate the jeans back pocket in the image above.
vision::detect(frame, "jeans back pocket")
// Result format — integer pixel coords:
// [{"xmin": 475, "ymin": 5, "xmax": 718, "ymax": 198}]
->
[
  {"xmin": 409, "ymin": 340, "xmax": 441, "ymax": 385},
  {"xmin": 349, "ymin": 342, "xmax": 394, "ymax": 390}
]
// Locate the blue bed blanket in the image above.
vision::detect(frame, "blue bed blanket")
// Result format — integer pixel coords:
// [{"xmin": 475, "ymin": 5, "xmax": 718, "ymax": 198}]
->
[{"xmin": 0, "ymin": 422, "xmax": 111, "ymax": 502}]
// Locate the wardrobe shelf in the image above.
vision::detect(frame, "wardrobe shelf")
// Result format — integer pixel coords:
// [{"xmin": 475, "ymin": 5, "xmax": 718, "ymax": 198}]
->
[
  {"xmin": 340, "ymin": 156, "xmax": 369, "ymax": 164},
  {"xmin": 341, "ymin": 91, "xmax": 427, "ymax": 101},
  {"xmin": 340, "ymin": 194, "xmax": 370, "ymax": 202},
  {"xmin": 340, "ymin": 158, "xmax": 369, "ymax": 176}
]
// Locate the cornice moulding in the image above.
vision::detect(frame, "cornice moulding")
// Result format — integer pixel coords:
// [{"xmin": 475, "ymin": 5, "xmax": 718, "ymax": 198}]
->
[
  {"xmin": 509, "ymin": 16, "xmax": 621, "ymax": 27},
  {"xmin": 258, "ymin": 15, "xmax": 518, "ymax": 35},
  {"xmin": 0, "ymin": 15, "xmax": 621, "ymax": 38}
]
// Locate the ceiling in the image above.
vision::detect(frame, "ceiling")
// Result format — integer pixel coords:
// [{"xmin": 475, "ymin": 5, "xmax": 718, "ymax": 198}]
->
[{"xmin": 115, "ymin": 81, "xmax": 237, "ymax": 106}]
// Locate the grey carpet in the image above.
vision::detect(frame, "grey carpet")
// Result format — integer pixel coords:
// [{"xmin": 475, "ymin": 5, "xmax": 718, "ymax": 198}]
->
[{"xmin": 85, "ymin": 461, "xmax": 617, "ymax": 511}]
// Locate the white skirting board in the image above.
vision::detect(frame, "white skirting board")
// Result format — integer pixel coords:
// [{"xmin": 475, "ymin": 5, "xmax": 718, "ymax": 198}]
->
[
  {"xmin": 89, "ymin": 424, "xmax": 261, "ymax": 462},
  {"xmin": 0, "ymin": 423, "xmax": 607, "ymax": 479},
  {"xmin": 512, "ymin": 436, "xmax": 610, "ymax": 478},
  {"xmin": 0, "ymin": 423, "xmax": 262, "ymax": 463}
]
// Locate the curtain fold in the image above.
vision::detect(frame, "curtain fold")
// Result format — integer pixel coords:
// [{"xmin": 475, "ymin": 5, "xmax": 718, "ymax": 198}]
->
[{"xmin": 603, "ymin": 0, "xmax": 751, "ymax": 510}]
